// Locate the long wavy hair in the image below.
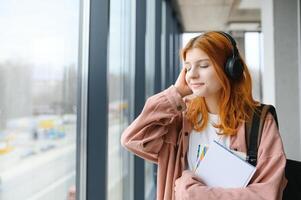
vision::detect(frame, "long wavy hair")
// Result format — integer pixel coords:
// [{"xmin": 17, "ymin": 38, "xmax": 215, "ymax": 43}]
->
[{"xmin": 181, "ymin": 31, "xmax": 259, "ymax": 135}]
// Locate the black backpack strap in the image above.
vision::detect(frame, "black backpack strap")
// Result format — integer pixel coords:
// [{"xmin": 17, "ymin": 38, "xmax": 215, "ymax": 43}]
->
[
  {"xmin": 245, "ymin": 104, "xmax": 279, "ymax": 166},
  {"xmin": 266, "ymin": 105, "xmax": 279, "ymax": 128},
  {"xmin": 245, "ymin": 104, "xmax": 263, "ymax": 166}
]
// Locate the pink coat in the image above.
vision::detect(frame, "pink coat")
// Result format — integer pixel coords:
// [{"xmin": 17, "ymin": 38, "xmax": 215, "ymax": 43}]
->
[{"xmin": 121, "ymin": 85, "xmax": 287, "ymax": 200}]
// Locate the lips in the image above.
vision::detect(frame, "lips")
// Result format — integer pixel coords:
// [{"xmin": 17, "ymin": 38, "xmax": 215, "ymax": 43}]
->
[{"xmin": 190, "ymin": 83, "xmax": 204, "ymax": 89}]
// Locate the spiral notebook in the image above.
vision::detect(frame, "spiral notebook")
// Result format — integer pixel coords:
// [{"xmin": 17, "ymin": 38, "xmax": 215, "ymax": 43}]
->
[{"xmin": 194, "ymin": 140, "xmax": 256, "ymax": 188}]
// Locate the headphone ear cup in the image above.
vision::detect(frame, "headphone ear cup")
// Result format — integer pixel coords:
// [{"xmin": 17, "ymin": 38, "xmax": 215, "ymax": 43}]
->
[{"xmin": 225, "ymin": 57, "xmax": 244, "ymax": 80}]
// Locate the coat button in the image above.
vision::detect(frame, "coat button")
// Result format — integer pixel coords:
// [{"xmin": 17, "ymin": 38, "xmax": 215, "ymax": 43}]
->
[
  {"xmin": 184, "ymin": 132, "xmax": 189, "ymax": 136},
  {"xmin": 177, "ymin": 105, "xmax": 182, "ymax": 111}
]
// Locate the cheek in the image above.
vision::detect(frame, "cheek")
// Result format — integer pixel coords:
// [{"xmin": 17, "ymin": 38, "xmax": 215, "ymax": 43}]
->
[
  {"xmin": 209, "ymin": 77, "xmax": 222, "ymax": 91},
  {"xmin": 205, "ymin": 71, "xmax": 222, "ymax": 90},
  {"xmin": 211, "ymin": 81, "xmax": 222, "ymax": 92}
]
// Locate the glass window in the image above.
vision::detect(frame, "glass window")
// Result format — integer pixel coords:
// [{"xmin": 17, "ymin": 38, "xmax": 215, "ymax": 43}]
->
[
  {"xmin": 0, "ymin": 0, "xmax": 79, "ymax": 199},
  {"xmin": 182, "ymin": 32, "xmax": 202, "ymax": 47},
  {"xmin": 107, "ymin": 0, "xmax": 134, "ymax": 199}
]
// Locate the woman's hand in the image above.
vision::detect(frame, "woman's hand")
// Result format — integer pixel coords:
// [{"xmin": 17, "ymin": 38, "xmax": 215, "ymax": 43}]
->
[
  {"xmin": 175, "ymin": 67, "xmax": 193, "ymax": 98},
  {"xmin": 174, "ymin": 170, "xmax": 206, "ymax": 199}
]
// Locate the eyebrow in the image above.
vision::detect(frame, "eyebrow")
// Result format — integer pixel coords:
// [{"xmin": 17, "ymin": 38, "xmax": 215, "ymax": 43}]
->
[{"xmin": 184, "ymin": 59, "xmax": 209, "ymax": 64}]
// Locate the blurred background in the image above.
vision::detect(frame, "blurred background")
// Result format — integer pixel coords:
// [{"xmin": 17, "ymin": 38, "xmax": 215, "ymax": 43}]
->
[{"xmin": 0, "ymin": 0, "xmax": 300, "ymax": 199}]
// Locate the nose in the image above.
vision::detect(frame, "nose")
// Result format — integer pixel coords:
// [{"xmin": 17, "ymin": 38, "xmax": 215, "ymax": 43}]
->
[{"xmin": 187, "ymin": 66, "xmax": 199, "ymax": 79}]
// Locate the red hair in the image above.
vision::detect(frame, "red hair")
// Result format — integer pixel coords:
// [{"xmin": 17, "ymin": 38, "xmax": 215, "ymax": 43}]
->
[{"xmin": 181, "ymin": 31, "xmax": 259, "ymax": 135}]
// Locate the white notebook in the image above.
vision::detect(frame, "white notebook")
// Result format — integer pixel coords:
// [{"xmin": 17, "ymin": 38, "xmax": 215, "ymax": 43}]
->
[{"xmin": 194, "ymin": 140, "xmax": 256, "ymax": 188}]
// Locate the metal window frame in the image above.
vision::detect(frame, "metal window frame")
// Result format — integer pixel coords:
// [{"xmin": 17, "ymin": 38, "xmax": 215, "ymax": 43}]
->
[
  {"xmin": 165, "ymin": 2, "xmax": 171, "ymax": 87},
  {"xmin": 154, "ymin": 0, "xmax": 162, "ymax": 93},
  {"xmin": 163, "ymin": 0, "xmax": 183, "ymax": 87},
  {"xmin": 77, "ymin": 0, "xmax": 109, "ymax": 199},
  {"xmin": 161, "ymin": 0, "xmax": 167, "ymax": 89},
  {"xmin": 133, "ymin": 0, "xmax": 146, "ymax": 199}
]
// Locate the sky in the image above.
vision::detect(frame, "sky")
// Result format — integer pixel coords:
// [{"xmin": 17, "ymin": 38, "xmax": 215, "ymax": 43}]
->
[{"xmin": 0, "ymin": 0, "xmax": 79, "ymax": 79}]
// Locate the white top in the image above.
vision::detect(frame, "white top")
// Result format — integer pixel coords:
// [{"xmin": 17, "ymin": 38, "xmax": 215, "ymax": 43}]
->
[{"xmin": 187, "ymin": 113, "xmax": 230, "ymax": 171}]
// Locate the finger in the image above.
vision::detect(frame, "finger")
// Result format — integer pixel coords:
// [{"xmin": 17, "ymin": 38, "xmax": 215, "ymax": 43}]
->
[
  {"xmin": 174, "ymin": 179, "xmax": 179, "ymax": 192},
  {"xmin": 179, "ymin": 66, "xmax": 187, "ymax": 77},
  {"xmin": 181, "ymin": 69, "xmax": 191, "ymax": 88},
  {"xmin": 181, "ymin": 170, "xmax": 190, "ymax": 176},
  {"xmin": 183, "ymin": 94, "xmax": 197, "ymax": 102},
  {"xmin": 175, "ymin": 67, "xmax": 185, "ymax": 83},
  {"xmin": 191, "ymin": 173, "xmax": 206, "ymax": 185}
]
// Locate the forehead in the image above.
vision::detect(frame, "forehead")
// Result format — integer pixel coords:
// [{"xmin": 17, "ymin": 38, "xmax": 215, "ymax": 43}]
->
[{"xmin": 185, "ymin": 48, "xmax": 210, "ymax": 63}]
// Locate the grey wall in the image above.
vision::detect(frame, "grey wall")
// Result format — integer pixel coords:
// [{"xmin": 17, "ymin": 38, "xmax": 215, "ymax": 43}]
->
[{"xmin": 262, "ymin": 0, "xmax": 301, "ymax": 160}]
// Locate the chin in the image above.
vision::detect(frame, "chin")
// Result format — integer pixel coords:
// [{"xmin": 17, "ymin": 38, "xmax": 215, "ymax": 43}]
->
[{"xmin": 193, "ymin": 90, "xmax": 206, "ymax": 97}]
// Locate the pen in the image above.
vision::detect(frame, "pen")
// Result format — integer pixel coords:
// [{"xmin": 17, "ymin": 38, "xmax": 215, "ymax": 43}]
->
[
  {"xmin": 203, "ymin": 146, "xmax": 207, "ymax": 158},
  {"xmin": 194, "ymin": 158, "xmax": 201, "ymax": 173},
  {"xmin": 196, "ymin": 144, "xmax": 200, "ymax": 162},
  {"xmin": 194, "ymin": 146, "xmax": 208, "ymax": 172}
]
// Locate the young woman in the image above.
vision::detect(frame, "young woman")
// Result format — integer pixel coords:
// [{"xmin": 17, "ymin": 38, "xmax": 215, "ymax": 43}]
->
[{"xmin": 121, "ymin": 31, "xmax": 287, "ymax": 200}]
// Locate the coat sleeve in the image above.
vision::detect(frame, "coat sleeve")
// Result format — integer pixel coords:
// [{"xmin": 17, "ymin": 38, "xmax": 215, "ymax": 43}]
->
[
  {"xmin": 120, "ymin": 85, "xmax": 186, "ymax": 163},
  {"xmin": 175, "ymin": 114, "xmax": 287, "ymax": 200}
]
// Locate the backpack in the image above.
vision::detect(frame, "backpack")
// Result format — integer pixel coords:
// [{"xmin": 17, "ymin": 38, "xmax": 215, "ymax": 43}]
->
[{"xmin": 245, "ymin": 104, "xmax": 301, "ymax": 200}]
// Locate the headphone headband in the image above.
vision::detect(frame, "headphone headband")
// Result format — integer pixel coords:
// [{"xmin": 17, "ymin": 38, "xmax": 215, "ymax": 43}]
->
[{"xmin": 217, "ymin": 31, "xmax": 238, "ymax": 56}]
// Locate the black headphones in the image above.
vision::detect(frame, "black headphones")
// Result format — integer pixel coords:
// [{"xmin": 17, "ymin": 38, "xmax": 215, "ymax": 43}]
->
[{"xmin": 217, "ymin": 31, "xmax": 244, "ymax": 81}]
